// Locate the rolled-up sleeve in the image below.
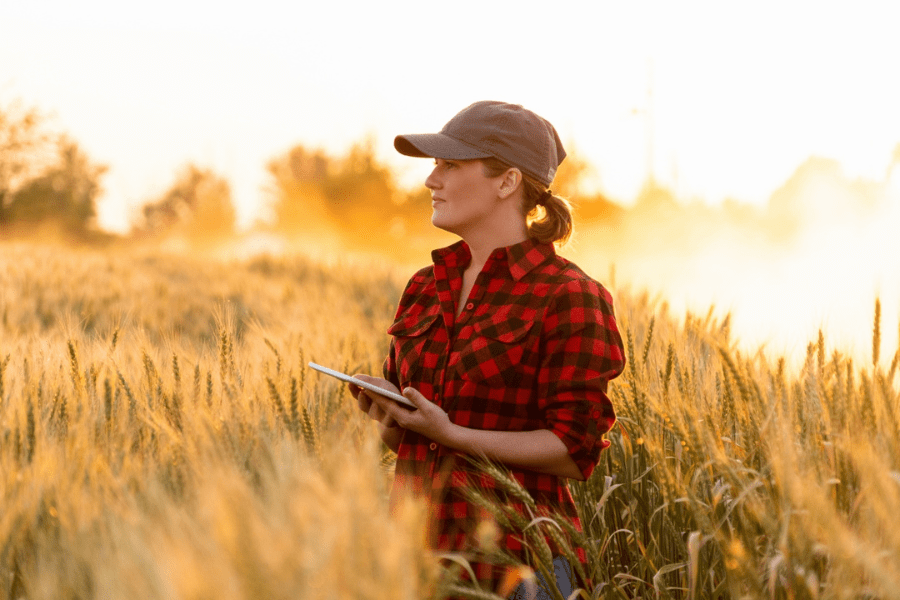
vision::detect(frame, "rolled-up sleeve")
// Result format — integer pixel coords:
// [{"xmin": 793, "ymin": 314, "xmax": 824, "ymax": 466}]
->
[
  {"xmin": 382, "ymin": 337, "xmax": 401, "ymax": 389},
  {"xmin": 537, "ymin": 279, "xmax": 626, "ymax": 480}
]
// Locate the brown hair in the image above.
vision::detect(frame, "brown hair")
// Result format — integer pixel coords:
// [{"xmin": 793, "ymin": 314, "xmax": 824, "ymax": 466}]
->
[{"xmin": 480, "ymin": 157, "xmax": 573, "ymax": 246}]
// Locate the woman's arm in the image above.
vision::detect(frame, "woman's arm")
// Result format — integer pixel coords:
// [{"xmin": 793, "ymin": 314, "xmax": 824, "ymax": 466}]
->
[
  {"xmin": 447, "ymin": 426, "xmax": 584, "ymax": 480},
  {"xmin": 364, "ymin": 381, "xmax": 585, "ymax": 480}
]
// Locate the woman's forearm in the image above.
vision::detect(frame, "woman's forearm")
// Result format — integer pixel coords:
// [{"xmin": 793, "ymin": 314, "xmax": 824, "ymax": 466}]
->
[
  {"xmin": 366, "ymin": 386, "xmax": 584, "ymax": 479},
  {"xmin": 444, "ymin": 426, "xmax": 584, "ymax": 481}
]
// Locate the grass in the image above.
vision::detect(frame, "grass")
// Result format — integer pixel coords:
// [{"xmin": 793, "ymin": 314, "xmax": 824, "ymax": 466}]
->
[{"xmin": 1, "ymin": 240, "xmax": 899, "ymax": 599}]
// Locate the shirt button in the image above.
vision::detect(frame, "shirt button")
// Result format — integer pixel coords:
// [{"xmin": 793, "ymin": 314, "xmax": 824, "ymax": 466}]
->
[
  {"xmin": 429, "ymin": 442, "xmax": 438, "ymax": 451},
  {"xmin": 466, "ymin": 302, "xmax": 474, "ymax": 310},
  {"xmin": 592, "ymin": 410, "xmax": 601, "ymax": 419}
]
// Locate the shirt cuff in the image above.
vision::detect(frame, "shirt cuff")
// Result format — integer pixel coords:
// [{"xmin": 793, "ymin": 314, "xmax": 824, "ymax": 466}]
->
[{"xmin": 548, "ymin": 420, "xmax": 603, "ymax": 481}]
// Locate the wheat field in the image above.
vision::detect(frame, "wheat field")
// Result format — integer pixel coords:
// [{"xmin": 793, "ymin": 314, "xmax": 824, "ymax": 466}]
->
[{"xmin": 1, "ymin": 240, "xmax": 899, "ymax": 600}]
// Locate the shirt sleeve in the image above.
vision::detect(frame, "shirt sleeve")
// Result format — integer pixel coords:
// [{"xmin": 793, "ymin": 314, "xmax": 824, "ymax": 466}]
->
[
  {"xmin": 382, "ymin": 268, "xmax": 430, "ymax": 388},
  {"xmin": 537, "ymin": 278, "xmax": 626, "ymax": 480},
  {"xmin": 383, "ymin": 337, "xmax": 401, "ymax": 389}
]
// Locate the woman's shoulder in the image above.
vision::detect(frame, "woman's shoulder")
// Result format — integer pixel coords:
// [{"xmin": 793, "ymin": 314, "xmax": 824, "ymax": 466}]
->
[
  {"xmin": 537, "ymin": 255, "xmax": 615, "ymax": 306},
  {"xmin": 388, "ymin": 266, "xmax": 440, "ymax": 333},
  {"xmin": 395, "ymin": 265, "xmax": 437, "ymax": 305},
  {"xmin": 408, "ymin": 264, "xmax": 435, "ymax": 284},
  {"xmin": 400, "ymin": 264, "xmax": 437, "ymax": 294}
]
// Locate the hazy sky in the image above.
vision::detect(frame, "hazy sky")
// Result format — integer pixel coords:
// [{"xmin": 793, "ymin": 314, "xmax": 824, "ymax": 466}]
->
[{"xmin": 2, "ymin": 0, "xmax": 899, "ymax": 232}]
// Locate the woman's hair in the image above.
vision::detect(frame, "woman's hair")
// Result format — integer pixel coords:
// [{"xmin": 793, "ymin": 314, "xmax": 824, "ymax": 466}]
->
[{"xmin": 480, "ymin": 156, "xmax": 573, "ymax": 246}]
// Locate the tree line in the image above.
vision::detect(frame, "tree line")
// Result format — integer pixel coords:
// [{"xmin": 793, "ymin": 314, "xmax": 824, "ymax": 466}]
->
[{"xmin": 0, "ymin": 99, "xmax": 620, "ymax": 251}]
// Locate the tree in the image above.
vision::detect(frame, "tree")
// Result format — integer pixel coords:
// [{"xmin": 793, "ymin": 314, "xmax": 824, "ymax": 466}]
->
[
  {"xmin": 550, "ymin": 143, "xmax": 623, "ymax": 227},
  {"xmin": 5, "ymin": 137, "xmax": 107, "ymax": 233},
  {"xmin": 1, "ymin": 101, "xmax": 107, "ymax": 237},
  {"xmin": 134, "ymin": 164, "xmax": 236, "ymax": 243},
  {"xmin": 552, "ymin": 143, "xmax": 594, "ymax": 200},
  {"xmin": 0, "ymin": 101, "xmax": 54, "ymax": 227},
  {"xmin": 266, "ymin": 140, "xmax": 442, "ymax": 256},
  {"xmin": 266, "ymin": 145, "xmax": 334, "ymax": 233}
]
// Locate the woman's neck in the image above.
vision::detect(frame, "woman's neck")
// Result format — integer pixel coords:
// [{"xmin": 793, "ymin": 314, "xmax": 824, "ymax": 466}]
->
[{"xmin": 461, "ymin": 222, "xmax": 529, "ymax": 269}]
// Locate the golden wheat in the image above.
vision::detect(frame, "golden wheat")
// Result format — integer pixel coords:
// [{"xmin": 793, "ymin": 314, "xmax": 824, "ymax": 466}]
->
[
  {"xmin": 2, "ymin": 240, "xmax": 899, "ymax": 600},
  {"xmin": 0, "ymin": 241, "xmax": 438, "ymax": 600}
]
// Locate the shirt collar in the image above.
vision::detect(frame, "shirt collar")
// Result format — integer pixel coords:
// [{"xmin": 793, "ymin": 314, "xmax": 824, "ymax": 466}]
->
[{"xmin": 431, "ymin": 238, "xmax": 555, "ymax": 281}]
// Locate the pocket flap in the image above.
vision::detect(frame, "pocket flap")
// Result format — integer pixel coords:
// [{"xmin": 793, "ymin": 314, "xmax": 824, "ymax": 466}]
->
[
  {"xmin": 473, "ymin": 312, "xmax": 535, "ymax": 343},
  {"xmin": 387, "ymin": 310, "xmax": 440, "ymax": 337}
]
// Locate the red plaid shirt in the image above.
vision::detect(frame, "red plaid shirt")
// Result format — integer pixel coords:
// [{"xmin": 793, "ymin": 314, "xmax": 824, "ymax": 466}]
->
[{"xmin": 383, "ymin": 238, "xmax": 625, "ymax": 594}]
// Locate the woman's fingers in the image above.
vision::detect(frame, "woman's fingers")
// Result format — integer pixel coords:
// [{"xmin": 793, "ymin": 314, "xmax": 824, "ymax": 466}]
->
[
  {"xmin": 357, "ymin": 388, "xmax": 398, "ymax": 427},
  {"xmin": 369, "ymin": 387, "xmax": 452, "ymax": 443},
  {"xmin": 356, "ymin": 389, "xmax": 372, "ymax": 412},
  {"xmin": 351, "ymin": 374, "xmax": 404, "ymax": 427},
  {"xmin": 368, "ymin": 392, "xmax": 401, "ymax": 425},
  {"xmin": 371, "ymin": 397, "xmax": 398, "ymax": 427}
]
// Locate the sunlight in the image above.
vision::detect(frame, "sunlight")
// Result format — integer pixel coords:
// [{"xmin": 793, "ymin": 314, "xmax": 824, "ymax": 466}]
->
[{"xmin": 2, "ymin": 0, "xmax": 899, "ymax": 368}]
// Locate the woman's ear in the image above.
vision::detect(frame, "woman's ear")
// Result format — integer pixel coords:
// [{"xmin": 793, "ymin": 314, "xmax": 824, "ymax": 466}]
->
[{"xmin": 497, "ymin": 168, "xmax": 522, "ymax": 199}]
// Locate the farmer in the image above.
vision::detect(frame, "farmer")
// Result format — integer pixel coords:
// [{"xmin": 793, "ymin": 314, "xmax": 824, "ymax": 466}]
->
[{"xmin": 351, "ymin": 100, "xmax": 625, "ymax": 598}]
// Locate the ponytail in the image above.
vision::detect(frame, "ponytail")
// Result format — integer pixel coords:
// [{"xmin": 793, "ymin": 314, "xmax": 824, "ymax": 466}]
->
[
  {"xmin": 480, "ymin": 157, "xmax": 574, "ymax": 246},
  {"xmin": 521, "ymin": 178, "xmax": 573, "ymax": 246}
]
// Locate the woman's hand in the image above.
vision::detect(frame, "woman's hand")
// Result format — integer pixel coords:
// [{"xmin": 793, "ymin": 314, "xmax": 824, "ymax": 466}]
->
[
  {"xmin": 367, "ymin": 386, "xmax": 458, "ymax": 447},
  {"xmin": 351, "ymin": 374, "xmax": 408, "ymax": 453},
  {"xmin": 350, "ymin": 374, "xmax": 402, "ymax": 429}
]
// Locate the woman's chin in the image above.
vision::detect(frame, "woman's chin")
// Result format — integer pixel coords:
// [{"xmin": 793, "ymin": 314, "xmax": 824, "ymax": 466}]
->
[{"xmin": 431, "ymin": 213, "xmax": 452, "ymax": 232}]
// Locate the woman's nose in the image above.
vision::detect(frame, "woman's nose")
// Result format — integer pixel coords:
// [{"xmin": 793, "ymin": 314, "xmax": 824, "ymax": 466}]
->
[{"xmin": 424, "ymin": 166, "xmax": 440, "ymax": 190}]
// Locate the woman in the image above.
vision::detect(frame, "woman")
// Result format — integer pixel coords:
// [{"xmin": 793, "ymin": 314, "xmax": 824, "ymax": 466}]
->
[{"xmin": 352, "ymin": 101, "xmax": 625, "ymax": 598}]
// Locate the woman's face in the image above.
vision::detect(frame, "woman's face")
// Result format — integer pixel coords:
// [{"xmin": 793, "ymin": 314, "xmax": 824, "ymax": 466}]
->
[{"xmin": 425, "ymin": 158, "xmax": 503, "ymax": 237}]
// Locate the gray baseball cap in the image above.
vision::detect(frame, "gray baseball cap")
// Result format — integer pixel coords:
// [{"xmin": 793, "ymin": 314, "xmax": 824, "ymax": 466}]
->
[{"xmin": 394, "ymin": 100, "xmax": 566, "ymax": 187}]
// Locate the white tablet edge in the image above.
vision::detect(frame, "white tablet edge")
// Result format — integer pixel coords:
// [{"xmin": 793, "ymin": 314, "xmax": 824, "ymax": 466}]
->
[{"xmin": 307, "ymin": 362, "xmax": 417, "ymax": 409}]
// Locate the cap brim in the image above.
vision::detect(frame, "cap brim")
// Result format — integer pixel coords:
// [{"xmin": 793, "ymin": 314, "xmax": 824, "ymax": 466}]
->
[{"xmin": 394, "ymin": 133, "xmax": 492, "ymax": 160}]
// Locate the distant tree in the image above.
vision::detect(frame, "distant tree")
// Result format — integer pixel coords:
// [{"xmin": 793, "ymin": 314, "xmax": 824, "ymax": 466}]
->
[
  {"xmin": 548, "ymin": 144, "xmax": 625, "ymax": 226},
  {"xmin": 572, "ymin": 192, "xmax": 625, "ymax": 226},
  {"xmin": 134, "ymin": 164, "xmax": 236, "ymax": 243},
  {"xmin": 266, "ymin": 145, "xmax": 334, "ymax": 233},
  {"xmin": 0, "ymin": 101, "xmax": 55, "ymax": 227},
  {"xmin": 552, "ymin": 144, "xmax": 593, "ymax": 200},
  {"xmin": 266, "ymin": 140, "xmax": 444, "ymax": 256},
  {"xmin": 5, "ymin": 137, "xmax": 107, "ymax": 233},
  {"xmin": 321, "ymin": 140, "xmax": 410, "ymax": 235}
]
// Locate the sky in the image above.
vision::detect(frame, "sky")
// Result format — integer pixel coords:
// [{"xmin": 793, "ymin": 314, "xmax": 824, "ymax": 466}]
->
[
  {"xmin": 3, "ymin": 0, "xmax": 900, "ymax": 364},
  {"xmin": 3, "ymin": 0, "xmax": 899, "ymax": 230}
]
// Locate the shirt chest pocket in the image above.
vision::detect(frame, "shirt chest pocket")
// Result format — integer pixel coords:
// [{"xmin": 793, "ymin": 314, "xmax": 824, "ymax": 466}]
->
[
  {"xmin": 387, "ymin": 310, "xmax": 442, "ymax": 385},
  {"xmin": 457, "ymin": 309, "xmax": 538, "ymax": 389}
]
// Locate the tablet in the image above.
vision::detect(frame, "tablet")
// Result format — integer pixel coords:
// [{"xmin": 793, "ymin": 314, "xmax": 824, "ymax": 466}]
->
[{"xmin": 307, "ymin": 362, "xmax": 418, "ymax": 409}]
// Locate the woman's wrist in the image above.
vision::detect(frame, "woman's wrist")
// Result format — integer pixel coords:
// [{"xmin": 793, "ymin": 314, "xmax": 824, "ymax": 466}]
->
[
  {"xmin": 379, "ymin": 423, "xmax": 404, "ymax": 453},
  {"xmin": 441, "ymin": 422, "xmax": 469, "ymax": 451}
]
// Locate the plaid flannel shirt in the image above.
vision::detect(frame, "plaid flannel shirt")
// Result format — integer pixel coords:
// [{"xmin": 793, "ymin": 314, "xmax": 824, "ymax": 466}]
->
[{"xmin": 383, "ymin": 238, "xmax": 625, "ymax": 594}]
